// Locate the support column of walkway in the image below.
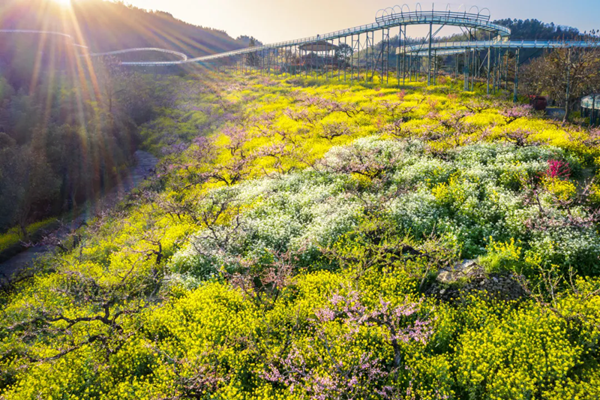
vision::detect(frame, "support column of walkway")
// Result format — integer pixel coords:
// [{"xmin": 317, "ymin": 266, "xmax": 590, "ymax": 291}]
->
[
  {"xmin": 565, "ymin": 48, "xmax": 571, "ymax": 113},
  {"xmin": 514, "ymin": 48, "xmax": 520, "ymax": 103},
  {"xmin": 427, "ymin": 23, "xmax": 433, "ymax": 85},
  {"xmin": 487, "ymin": 47, "xmax": 491, "ymax": 95},
  {"xmin": 464, "ymin": 49, "xmax": 469, "ymax": 91}
]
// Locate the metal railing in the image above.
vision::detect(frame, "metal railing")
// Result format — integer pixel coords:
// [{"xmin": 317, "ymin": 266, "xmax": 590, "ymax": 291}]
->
[
  {"xmin": 0, "ymin": 30, "xmax": 189, "ymax": 61},
  {"xmin": 86, "ymin": 48, "xmax": 188, "ymax": 61},
  {"xmin": 0, "ymin": 29, "xmax": 88, "ymax": 48},
  {"xmin": 581, "ymin": 94, "xmax": 600, "ymax": 109},
  {"xmin": 1, "ymin": 9, "xmax": 514, "ymax": 67},
  {"xmin": 401, "ymin": 40, "xmax": 600, "ymax": 55},
  {"xmin": 121, "ymin": 10, "xmax": 511, "ymax": 66},
  {"xmin": 376, "ymin": 10, "xmax": 490, "ymax": 24}
]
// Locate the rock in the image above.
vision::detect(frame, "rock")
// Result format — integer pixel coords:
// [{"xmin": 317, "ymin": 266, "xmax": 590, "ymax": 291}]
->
[
  {"xmin": 427, "ymin": 261, "xmax": 527, "ymax": 302},
  {"xmin": 436, "ymin": 260, "xmax": 480, "ymax": 284}
]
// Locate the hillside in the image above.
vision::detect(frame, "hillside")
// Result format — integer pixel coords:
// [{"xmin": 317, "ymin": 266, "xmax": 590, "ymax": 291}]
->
[
  {"xmin": 493, "ymin": 18, "xmax": 583, "ymax": 41},
  {"xmin": 442, "ymin": 18, "xmax": 585, "ymax": 42},
  {"xmin": 2, "ymin": 3, "xmax": 600, "ymax": 398},
  {"xmin": 1, "ymin": 71, "xmax": 600, "ymax": 398},
  {"xmin": 0, "ymin": 0, "xmax": 261, "ymax": 254},
  {"xmin": 0, "ymin": 0, "xmax": 258, "ymax": 57}
]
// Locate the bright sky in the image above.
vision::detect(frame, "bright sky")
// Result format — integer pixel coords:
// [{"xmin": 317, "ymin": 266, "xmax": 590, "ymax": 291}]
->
[{"xmin": 121, "ymin": 0, "xmax": 600, "ymax": 43}]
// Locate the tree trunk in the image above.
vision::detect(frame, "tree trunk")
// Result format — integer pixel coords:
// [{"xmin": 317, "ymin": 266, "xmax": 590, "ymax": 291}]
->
[
  {"xmin": 563, "ymin": 101, "xmax": 571, "ymax": 125},
  {"xmin": 563, "ymin": 49, "xmax": 571, "ymax": 125},
  {"xmin": 19, "ymin": 220, "xmax": 29, "ymax": 241}
]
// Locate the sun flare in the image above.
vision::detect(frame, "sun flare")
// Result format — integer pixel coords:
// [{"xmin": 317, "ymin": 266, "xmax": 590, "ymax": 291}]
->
[{"xmin": 52, "ymin": 0, "xmax": 72, "ymax": 6}]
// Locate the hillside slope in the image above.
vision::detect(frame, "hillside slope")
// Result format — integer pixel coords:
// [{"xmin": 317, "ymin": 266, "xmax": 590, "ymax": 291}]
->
[
  {"xmin": 1, "ymin": 72, "xmax": 600, "ymax": 398},
  {"xmin": 0, "ymin": 0, "xmax": 258, "ymax": 57}
]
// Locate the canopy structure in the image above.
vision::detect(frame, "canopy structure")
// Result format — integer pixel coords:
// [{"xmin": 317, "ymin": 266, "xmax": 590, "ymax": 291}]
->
[
  {"xmin": 581, "ymin": 94, "xmax": 600, "ymax": 109},
  {"xmin": 299, "ymin": 40, "xmax": 338, "ymax": 52}
]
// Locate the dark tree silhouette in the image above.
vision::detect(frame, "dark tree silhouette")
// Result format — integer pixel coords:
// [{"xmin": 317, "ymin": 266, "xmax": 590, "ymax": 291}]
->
[{"xmin": 246, "ymin": 38, "xmax": 261, "ymax": 68}]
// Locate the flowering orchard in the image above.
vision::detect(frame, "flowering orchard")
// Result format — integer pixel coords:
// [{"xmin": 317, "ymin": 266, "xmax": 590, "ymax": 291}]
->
[{"xmin": 1, "ymin": 72, "xmax": 600, "ymax": 399}]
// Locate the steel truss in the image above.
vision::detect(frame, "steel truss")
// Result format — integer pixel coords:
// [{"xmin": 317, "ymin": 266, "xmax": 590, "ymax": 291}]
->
[{"xmin": 14, "ymin": 3, "xmax": 600, "ymax": 104}]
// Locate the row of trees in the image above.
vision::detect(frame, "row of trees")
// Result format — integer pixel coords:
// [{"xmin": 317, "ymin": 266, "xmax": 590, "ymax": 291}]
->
[
  {"xmin": 493, "ymin": 19, "xmax": 583, "ymax": 41},
  {"xmin": 445, "ymin": 18, "xmax": 585, "ymax": 42},
  {"xmin": 521, "ymin": 46, "xmax": 600, "ymax": 121}
]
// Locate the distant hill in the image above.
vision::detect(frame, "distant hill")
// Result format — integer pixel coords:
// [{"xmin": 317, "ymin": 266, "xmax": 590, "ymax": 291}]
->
[
  {"xmin": 0, "ymin": 0, "xmax": 261, "ymax": 58},
  {"xmin": 492, "ymin": 19, "xmax": 583, "ymax": 41},
  {"xmin": 445, "ymin": 18, "xmax": 588, "ymax": 42}
]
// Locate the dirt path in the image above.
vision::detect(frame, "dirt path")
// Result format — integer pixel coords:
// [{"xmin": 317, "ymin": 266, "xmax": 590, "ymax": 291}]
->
[{"xmin": 0, "ymin": 150, "xmax": 158, "ymax": 280}]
